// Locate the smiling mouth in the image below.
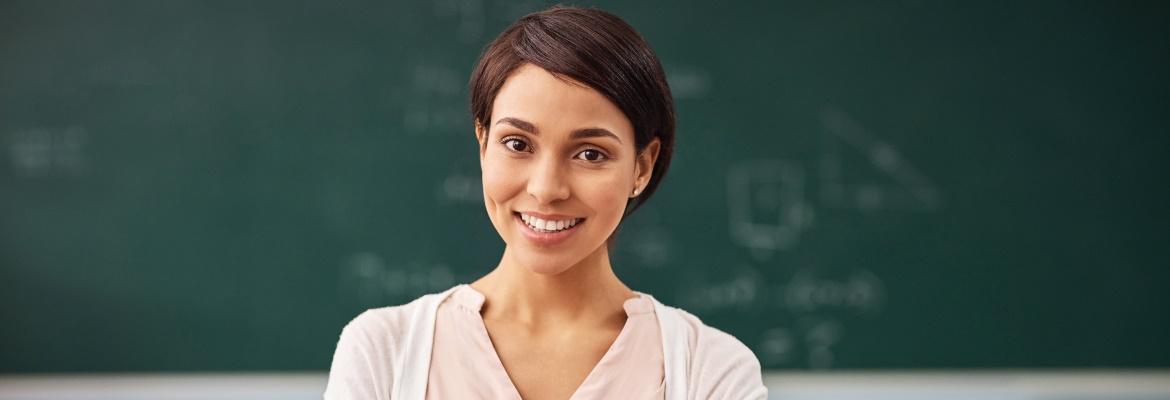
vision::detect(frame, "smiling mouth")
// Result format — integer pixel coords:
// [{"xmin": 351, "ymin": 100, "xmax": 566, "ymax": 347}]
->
[{"xmin": 513, "ymin": 212, "xmax": 586, "ymax": 233}]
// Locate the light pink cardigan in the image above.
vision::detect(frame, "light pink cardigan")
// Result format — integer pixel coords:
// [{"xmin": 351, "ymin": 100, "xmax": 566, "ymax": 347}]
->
[{"xmin": 324, "ymin": 284, "xmax": 767, "ymax": 400}]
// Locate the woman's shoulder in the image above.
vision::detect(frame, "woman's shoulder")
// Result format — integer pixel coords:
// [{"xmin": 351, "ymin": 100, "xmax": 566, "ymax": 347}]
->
[
  {"xmin": 648, "ymin": 299, "xmax": 769, "ymax": 399},
  {"xmin": 646, "ymin": 298, "xmax": 757, "ymax": 357},
  {"xmin": 339, "ymin": 286, "xmax": 460, "ymax": 342},
  {"xmin": 672, "ymin": 307, "xmax": 759, "ymax": 360},
  {"xmin": 324, "ymin": 286, "xmax": 461, "ymax": 399}
]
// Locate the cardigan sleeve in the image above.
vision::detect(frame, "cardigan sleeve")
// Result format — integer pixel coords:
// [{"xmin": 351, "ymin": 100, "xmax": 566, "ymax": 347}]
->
[
  {"xmin": 323, "ymin": 310, "xmax": 397, "ymax": 400},
  {"xmin": 690, "ymin": 325, "xmax": 768, "ymax": 400}
]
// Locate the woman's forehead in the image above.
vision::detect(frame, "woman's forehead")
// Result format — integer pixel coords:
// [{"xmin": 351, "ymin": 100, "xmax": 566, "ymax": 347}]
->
[{"xmin": 491, "ymin": 64, "xmax": 634, "ymax": 141}]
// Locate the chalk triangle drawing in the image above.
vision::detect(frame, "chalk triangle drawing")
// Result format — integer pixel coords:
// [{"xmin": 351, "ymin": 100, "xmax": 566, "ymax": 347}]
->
[{"xmin": 819, "ymin": 106, "xmax": 942, "ymax": 212}]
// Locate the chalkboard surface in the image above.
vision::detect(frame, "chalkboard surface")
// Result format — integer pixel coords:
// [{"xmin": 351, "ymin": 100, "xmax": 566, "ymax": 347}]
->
[{"xmin": 2, "ymin": 0, "xmax": 1168, "ymax": 372}]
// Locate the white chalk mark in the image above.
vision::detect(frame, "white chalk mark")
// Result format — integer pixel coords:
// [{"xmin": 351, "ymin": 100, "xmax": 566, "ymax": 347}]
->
[
  {"xmin": 7, "ymin": 126, "xmax": 89, "ymax": 178},
  {"xmin": 820, "ymin": 106, "xmax": 942, "ymax": 211},
  {"xmin": 402, "ymin": 63, "xmax": 469, "ymax": 135},
  {"xmin": 801, "ymin": 317, "xmax": 844, "ymax": 370},
  {"xmin": 438, "ymin": 173, "xmax": 482, "ymax": 204},
  {"xmin": 727, "ymin": 159, "xmax": 810, "ymax": 258},
  {"xmin": 340, "ymin": 252, "xmax": 388, "ymax": 306},
  {"xmin": 759, "ymin": 327, "xmax": 798, "ymax": 365},
  {"xmin": 678, "ymin": 266, "xmax": 763, "ymax": 311},
  {"xmin": 339, "ymin": 252, "xmax": 457, "ymax": 307},
  {"xmin": 783, "ymin": 268, "xmax": 885, "ymax": 316},
  {"xmin": 666, "ymin": 65, "xmax": 712, "ymax": 99},
  {"xmin": 615, "ymin": 226, "xmax": 672, "ymax": 268}
]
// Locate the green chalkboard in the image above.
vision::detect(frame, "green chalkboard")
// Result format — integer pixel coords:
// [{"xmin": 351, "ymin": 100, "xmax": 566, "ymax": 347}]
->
[{"xmin": 2, "ymin": 0, "xmax": 1168, "ymax": 372}]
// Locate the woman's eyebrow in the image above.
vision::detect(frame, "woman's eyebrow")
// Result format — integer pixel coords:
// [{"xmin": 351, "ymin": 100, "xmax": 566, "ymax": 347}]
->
[
  {"xmin": 496, "ymin": 117, "xmax": 539, "ymax": 134},
  {"xmin": 570, "ymin": 128, "xmax": 622, "ymax": 144},
  {"xmin": 495, "ymin": 117, "xmax": 622, "ymax": 144}
]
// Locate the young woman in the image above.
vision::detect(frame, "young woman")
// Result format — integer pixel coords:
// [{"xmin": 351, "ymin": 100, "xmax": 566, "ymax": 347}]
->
[{"xmin": 325, "ymin": 6, "xmax": 766, "ymax": 400}]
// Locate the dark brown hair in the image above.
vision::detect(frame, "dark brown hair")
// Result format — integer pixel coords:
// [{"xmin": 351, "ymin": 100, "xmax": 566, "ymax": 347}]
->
[{"xmin": 468, "ymin": 5, "xmax": 675, "ymax": 220}]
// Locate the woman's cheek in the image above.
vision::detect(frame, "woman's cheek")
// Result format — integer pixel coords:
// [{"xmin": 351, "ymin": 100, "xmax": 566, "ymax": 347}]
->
[
  {"xmin": 481, "ymin": 163, "xmax": 516, "ymax": 230},
  {"xmin": 482, "ymin": 155, "xmax": 520, "ymax": 196},
  {"xmin": 579, "ymin": 171, "xmax": 630, "ymax": 220}
]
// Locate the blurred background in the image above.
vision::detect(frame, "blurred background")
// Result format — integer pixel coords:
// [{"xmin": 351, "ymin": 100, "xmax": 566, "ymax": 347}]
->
[{"xmin": 2, "ymin": 0, "xmax": 1168, "ymax": 398}]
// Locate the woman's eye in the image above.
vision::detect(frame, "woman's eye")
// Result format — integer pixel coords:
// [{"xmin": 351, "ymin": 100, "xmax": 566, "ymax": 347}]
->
[
  {"xmin": 503, "ymin": 138, "xmax": 529, "ymax": 152},
  {"xmin": 576, "ymin": 149, "xmax": 608, "ymax": 162}
]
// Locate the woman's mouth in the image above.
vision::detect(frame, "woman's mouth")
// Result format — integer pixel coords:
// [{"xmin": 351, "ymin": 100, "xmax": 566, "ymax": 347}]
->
[{"xmin": 513, "ymin": 212, "xmax": 585, "ymax": 246}]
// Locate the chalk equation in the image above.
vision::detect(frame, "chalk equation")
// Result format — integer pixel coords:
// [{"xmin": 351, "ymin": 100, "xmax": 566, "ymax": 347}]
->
[
  {"xmin": 6, "ymin": 126, "xmax": 88, "ymax": 178},
  {"xmin": 758, "ymin": 317, "xmax": 846, "ymax": 369},
  {"xmin": 338, "ymin": 252, "xmax": 457, "ymax": 308},
  {"xmin": 783, "ymin": 268, "xmax": 885, "ymax": 316},
  {"xmin": 676, "ymin": 266, "xmax": 765, "ymax": 311}
]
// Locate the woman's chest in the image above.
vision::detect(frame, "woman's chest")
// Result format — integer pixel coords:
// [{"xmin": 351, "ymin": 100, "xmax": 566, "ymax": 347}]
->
[
  {"xmin": 425, "ymin": 298, "xmax": 665, "ymax": 400},
  {"xmin": 486, "ymin": 324, "xmax": 621, "ymax": 400}
]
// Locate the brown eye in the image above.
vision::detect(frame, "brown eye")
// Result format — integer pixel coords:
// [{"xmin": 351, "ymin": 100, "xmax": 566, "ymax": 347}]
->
[
  {"xmin": 576, "ymin": 149, "xmax": 608, "ymax": 162},
  {"xmin": 503, "ymin": 138, "xmax": 529, "ymax": 152}
]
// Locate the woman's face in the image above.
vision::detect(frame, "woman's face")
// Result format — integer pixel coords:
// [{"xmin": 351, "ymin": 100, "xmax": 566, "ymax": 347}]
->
[{"xmin": 477, "ymin": 63, "xmax": 659, "ymax": 276}]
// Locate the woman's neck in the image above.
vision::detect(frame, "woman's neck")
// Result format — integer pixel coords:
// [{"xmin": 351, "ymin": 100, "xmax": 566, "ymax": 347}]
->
[{"xmin": 470, "ymin": 245, "xmax": 635, "ymax": 330}]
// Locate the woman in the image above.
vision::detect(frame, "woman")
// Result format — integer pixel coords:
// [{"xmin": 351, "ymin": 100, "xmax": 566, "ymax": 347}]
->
[{"xmin": 325, "ymin": 6, "xmax": 766, "ymax": 400}]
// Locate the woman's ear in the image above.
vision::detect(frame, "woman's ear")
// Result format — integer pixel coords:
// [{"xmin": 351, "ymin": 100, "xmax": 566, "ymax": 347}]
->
[
  {"xmin": 475, "ymin": 121, "xmax": 488, "ymax": 160},
  {"xmin": 632, "ymin": 138, "xmax": 661, "ymax": 197}
]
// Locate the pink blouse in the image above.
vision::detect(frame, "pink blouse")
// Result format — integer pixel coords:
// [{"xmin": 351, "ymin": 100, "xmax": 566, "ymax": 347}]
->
[{"xmin": 425, "ymin": 284, "xmax": 665, "ymax": 399}]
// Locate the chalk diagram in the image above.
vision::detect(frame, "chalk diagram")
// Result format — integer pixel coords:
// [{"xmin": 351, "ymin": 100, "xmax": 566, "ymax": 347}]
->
[
  {"xmin": 727, "ymin": 107, "xmax": 943, "ymax": 259},
  {"xmin": 727, "ymin": 159, "xmax": 812, "ymax": 259},
  {"xmin": 725, "ymin": 106, "xmax": 936, "ymax": 369},
  {"xmin": 820, "ymin": 106, "xmax": 942, "ymax": 211}
]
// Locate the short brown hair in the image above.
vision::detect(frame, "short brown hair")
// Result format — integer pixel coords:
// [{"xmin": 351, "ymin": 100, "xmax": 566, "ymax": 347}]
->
[{"xmin": 468, "ymin": 5, "xmax": 675, "ymax": 220}]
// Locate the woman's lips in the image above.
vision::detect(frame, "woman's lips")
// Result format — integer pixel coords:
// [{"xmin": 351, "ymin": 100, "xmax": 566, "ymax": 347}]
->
[{"xmin": 513, "ymin": 212, "xmax": 584, "ymax": 247}]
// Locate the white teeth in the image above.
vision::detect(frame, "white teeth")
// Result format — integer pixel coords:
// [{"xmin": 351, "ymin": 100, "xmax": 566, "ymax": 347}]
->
[{"xmin": 520, "ymin": 213, "xmax": 581, "ymax": 232}]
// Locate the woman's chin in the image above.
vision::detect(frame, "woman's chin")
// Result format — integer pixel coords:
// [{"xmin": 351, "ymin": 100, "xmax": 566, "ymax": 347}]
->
[
  {"xmin": 502, "ymin": 232, "xmax": 608, "ymax": 276},
  {"xmin": 522, "ymin": 258, "xmax": 576, "ymax": 276}
]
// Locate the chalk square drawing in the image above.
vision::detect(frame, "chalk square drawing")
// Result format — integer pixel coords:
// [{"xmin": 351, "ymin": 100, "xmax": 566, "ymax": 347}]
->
[{"xmin": 727, "ymin": 159, "xmax": 810, "ymax": 257}]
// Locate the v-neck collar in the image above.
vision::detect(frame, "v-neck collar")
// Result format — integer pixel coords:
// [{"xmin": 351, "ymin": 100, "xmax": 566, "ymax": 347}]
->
[
  {"xmin": 451, "ymin": 284, "xmax": 655, "ymax": 399},
  {"xmin": 450, "ymin": 283, "xmax": 655, "ymax": 316}
]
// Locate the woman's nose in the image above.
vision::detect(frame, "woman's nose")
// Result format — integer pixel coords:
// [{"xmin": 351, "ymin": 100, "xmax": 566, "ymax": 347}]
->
[{"xmin": 526, "ymin": 156, "xmax": 570, "ymax": 204}]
